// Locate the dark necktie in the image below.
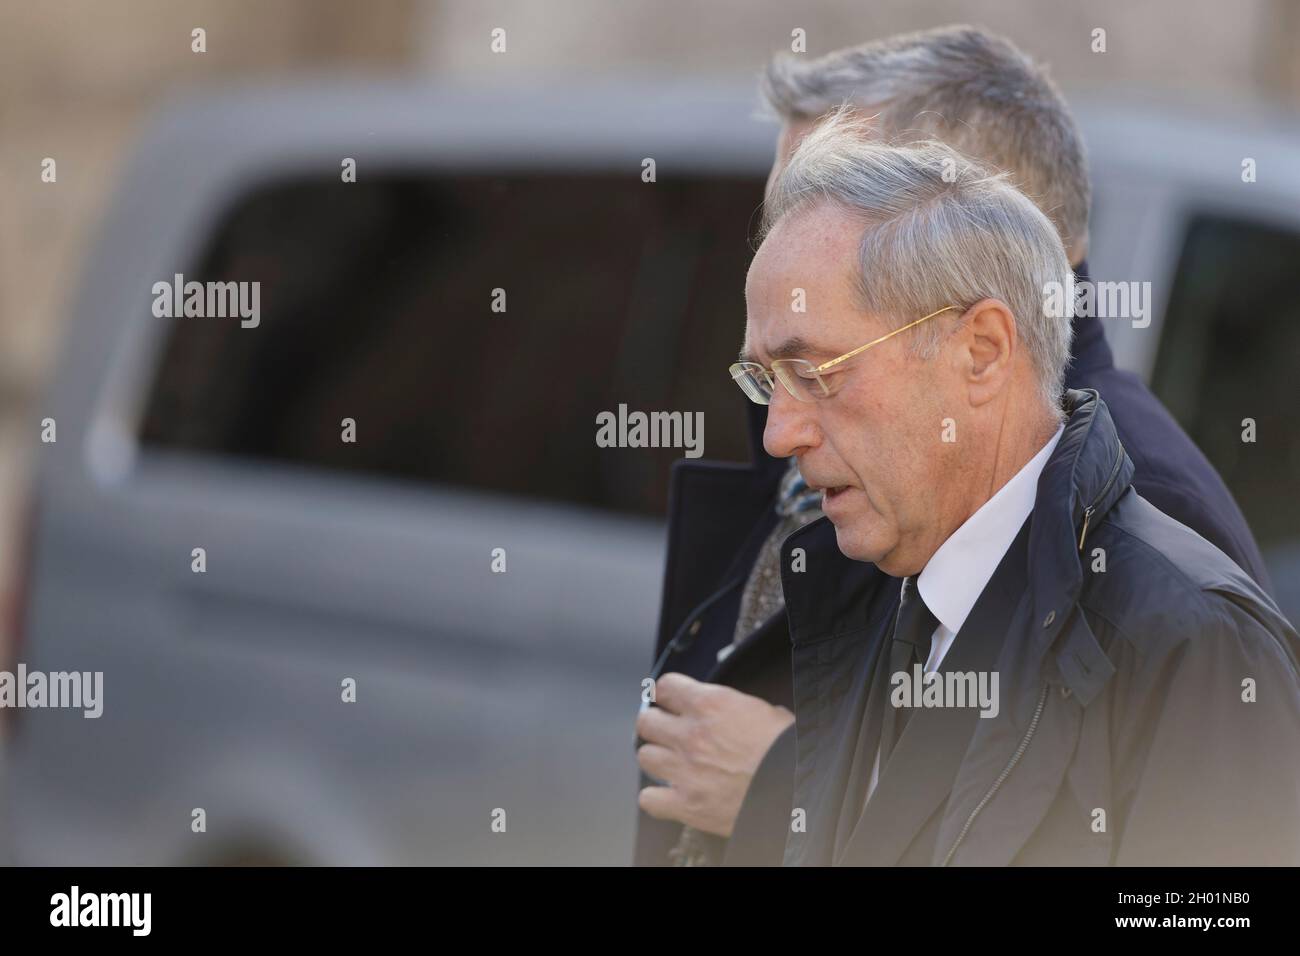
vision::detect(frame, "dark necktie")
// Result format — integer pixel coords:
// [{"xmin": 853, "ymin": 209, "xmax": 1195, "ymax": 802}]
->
[{"xmin": 878, "ymin": 576, "xmax": 939, "ymax": 767}]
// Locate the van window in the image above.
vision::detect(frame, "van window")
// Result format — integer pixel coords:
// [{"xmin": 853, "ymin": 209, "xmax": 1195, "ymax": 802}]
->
[
  {"xmin": 139, "ymin": 173, "xmax": 763, "ymax": 516},
  {"xmin": 1152, "ymin": 214, "xmax": 1300, "ymax": 565}
]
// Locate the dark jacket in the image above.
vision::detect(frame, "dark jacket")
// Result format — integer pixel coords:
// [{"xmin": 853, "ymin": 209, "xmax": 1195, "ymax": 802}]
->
[
  {"xmin": 632, "ymin": 394, "xmax": 791, "ymax": 866},
  {"xmin": 776, "ymin": 389, "xmax": 1300, "ymax": 865},
  {"xmin": 634, "ymin": 264, "xmax": 1275, "ymax": 866},
  {"xmin": 1064, "ymin": 306, "xmax": 1272, "ymax": 595}
]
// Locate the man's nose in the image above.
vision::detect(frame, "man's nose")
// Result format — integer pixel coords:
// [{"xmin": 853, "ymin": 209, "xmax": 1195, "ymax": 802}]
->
[{"xmin": 763, "ymin": 386, "xmax": 818, "ymax": 459}]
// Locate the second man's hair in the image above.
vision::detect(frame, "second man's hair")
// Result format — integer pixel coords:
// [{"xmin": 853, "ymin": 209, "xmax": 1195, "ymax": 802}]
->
[{"xmin": 762, "ymin": 24, "xmax": 1090, "ymax": 262}]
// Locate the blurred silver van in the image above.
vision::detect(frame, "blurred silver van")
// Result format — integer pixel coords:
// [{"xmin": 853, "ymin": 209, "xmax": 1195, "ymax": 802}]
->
[{"xmin": 2, "ymin": 81, "xmax": 1297, "ymax": 864}]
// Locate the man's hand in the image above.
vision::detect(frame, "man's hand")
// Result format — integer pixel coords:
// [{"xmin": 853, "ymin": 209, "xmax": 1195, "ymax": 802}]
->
[{"xmin": 636, "ymin": 672, "xmax": 795, "ymax": 838}]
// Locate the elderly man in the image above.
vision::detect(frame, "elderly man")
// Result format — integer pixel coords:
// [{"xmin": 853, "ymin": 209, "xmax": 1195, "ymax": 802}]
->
[
  {"xmin": 728, "ymin": 114, "xmax": 1300, "ymax": 865},
  {"xmin": 635, "ymin": 25, "xmax": 1274, "ymax": 867}
]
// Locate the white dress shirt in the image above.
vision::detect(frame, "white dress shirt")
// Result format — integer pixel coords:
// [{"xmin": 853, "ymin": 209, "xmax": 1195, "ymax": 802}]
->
[{"xmin": 862, "ymin": 424, "xmax": 1064, "ymax": 807}]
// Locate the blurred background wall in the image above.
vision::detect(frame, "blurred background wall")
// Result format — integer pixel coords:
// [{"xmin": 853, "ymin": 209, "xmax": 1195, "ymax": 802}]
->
[{"xmin": 1, "ymin": 0, "xmax": 1299, "ymax": 591}]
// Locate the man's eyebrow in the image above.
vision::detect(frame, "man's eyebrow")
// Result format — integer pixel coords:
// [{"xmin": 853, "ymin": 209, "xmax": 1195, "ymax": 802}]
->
[
  {"xmin": 739, "ymin": 336, "xmax": 824, "ymax": 365},
  {"xmin": 770, "ymin": 336, "xmax": 821, "ymax": 360}
]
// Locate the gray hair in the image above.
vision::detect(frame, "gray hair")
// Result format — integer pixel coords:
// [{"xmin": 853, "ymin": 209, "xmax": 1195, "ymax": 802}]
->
[
  {"xmin": 761, "ymin": 25, "xmax": 1090, "ymax": 262},
  {"xmin": 762, "ymin": 109, "xmax": 1074, "ymax": 415}
]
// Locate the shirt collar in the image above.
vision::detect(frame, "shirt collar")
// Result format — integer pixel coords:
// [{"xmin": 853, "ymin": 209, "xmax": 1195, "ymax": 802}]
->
[{"xmin": 918, "ymin": 424, "xmax": 1065, "ymax": 636}]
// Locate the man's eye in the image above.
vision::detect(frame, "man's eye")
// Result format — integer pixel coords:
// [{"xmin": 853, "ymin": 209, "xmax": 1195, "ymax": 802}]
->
[{"xmin": 813, "ymin": 367, "xmax": 849, "ymax": 394}]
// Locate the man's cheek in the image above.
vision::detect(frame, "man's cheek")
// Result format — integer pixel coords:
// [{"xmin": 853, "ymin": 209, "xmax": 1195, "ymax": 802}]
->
[
  {"xmin": 821, "ymin": 411, "xmax": 864, "ymax": 470},
  {"xmin": 839, "ymin": 438, "xmax": 877, "ymax": 499}
]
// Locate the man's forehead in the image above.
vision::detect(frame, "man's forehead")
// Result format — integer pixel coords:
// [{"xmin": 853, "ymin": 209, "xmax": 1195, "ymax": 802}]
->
[
  {"xmin": 746, "ymin": 206, "xmax": 861, "ymax": 303},
  {"xmin": 743, "ymin": 196, "xmax": 882, "ymax": 360},
  {"xmin": 759, "ymin": 200, "xmax": 862, "ymax": 264},
  {"xmin": 742, "ymin": 282, "xmax": 853, "ymax": 364}
]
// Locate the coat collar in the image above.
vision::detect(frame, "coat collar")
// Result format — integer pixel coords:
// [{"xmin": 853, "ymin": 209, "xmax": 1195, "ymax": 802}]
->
[
  {"xmin": 919, "ymin": 424, "xmax": 1062, "ymax": 638},
  {"xmin": 1025, "ymin": 388, "xmax": 1132, "ymax": 702}
]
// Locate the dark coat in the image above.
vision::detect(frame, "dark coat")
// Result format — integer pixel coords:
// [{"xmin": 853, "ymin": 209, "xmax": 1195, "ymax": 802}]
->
[
  {"xmin": 632, "ymin": 395, "xmax": 791, "ymax": 866},
  {"xmin": 775, "ymin": 389, "xmax": 1300, "ymax": 865},
  {"xmin": 634, "ymin": 264, "xmax": 1276, "ymax": 866},
  {"xmin": 1063, "ymin": 307, "xmax": 1272, "ymax": 595}
]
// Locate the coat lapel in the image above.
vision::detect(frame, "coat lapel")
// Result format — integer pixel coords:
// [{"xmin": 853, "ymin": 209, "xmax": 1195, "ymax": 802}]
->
[
  {"xmin": 781, "ymin": 518, "xmax": 897, "ymax": 866},
  {"xmin": 837, "ymin": 520, "xmax": 1031, "ymax": 866},
  {"xmin": 830, "ymin": 624, "xmax": 892, "ymax": 857},
  {"xmin": 934, "ymin": 606, "xmax": 1105, "ymax": 865}
]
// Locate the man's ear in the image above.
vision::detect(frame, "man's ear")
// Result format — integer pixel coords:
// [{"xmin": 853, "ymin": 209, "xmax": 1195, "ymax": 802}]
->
[{"xmin": 959, "ymin": 298, "xmax": 1018, "ymax": 406}]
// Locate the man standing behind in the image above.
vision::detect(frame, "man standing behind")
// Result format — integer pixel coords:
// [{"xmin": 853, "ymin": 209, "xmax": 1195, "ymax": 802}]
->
[{"xmin": 634, "ymin": 25, "xmax": 1273, "ymax": 866}]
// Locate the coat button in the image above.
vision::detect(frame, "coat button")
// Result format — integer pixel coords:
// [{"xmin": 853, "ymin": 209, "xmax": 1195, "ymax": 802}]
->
[{"xmin": 1042, "ymin": 610, "xmax": 1056, "ymax": 627}]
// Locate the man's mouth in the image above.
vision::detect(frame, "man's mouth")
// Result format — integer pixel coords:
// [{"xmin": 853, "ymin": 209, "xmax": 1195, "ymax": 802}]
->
[
  {"xmin": 808, "ymin": 482, "xmax": 850, "ymax": 504},
  {"xmin": 801, "ymin": 470, "xmax": 853, "ymax": 507}
]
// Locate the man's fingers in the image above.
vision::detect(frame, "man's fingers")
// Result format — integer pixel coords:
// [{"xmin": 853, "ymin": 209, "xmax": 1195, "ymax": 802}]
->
[
  {"xmin": 636, "ymin": 742, "xmax": 679, "ymax": 782},
  {"xmin": 635, "ymin": 705, "xmax": 685, "ymax": 747},
  {"xmin": 654, "ymin": 671, "xmax": 703, "ymax": 714},
  {"xmin": 638, "ymin": 784, "xmax": 687, "ymax": 823}
]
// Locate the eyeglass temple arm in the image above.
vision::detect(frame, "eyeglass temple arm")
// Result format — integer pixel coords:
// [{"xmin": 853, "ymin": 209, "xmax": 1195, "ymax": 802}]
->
[{"xmin": 813, "ymin": 306, "xmax": 960, "ymax": 373}]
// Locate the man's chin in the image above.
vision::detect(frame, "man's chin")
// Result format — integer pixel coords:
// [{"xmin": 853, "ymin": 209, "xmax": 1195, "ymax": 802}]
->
[{"xmin": 831, "ymin": 519, "xmax": 891, "ymax": 565}]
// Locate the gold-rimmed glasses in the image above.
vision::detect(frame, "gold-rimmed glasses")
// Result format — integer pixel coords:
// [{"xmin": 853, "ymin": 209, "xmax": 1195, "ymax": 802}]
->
[{"xmin": 728, "ymin": 305, "xmax": 960, "ymax": 404}]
